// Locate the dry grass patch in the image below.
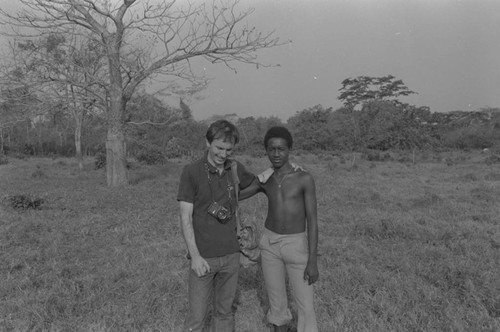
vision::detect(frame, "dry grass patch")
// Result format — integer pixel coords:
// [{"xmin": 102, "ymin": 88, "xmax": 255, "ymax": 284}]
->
[{"xmin": 0, "ymin": 154, "xmax": 499, "ymax": 331}]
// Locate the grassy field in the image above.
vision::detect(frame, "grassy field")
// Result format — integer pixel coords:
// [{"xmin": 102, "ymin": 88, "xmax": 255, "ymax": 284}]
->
[{"xmin": 0, "ymin": 151, "xmax": 499, "ymax": 332}]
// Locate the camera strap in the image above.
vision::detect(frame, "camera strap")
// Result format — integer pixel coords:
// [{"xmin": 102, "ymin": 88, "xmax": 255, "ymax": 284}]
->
[
  {"xmin": 230, "ymin": 161, "xmax": 242, "ymax": 233},
  {"xmin": 204, "ymin": 163, "xmax": 232, "ymax": 206}
]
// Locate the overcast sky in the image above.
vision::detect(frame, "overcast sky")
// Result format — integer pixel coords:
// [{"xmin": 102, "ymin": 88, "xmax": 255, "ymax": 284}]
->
[
  {"xmin": 1, "ymin": 0, "xmax": 499, "ymax": 121},
  {"xmin": 189, "ymin": 0, "xmax": 500, "ymax": 121}
]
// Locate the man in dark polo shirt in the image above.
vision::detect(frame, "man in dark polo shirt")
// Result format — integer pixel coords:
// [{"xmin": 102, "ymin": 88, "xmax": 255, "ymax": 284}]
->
[{"xmin": 177, "ymin": 120, "xmax": 255, "ymax": 332}]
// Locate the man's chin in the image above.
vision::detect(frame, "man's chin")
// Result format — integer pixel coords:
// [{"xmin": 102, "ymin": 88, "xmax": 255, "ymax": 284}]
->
[{"xmin": 215, "ymin": 158, "xmax": 226, "ymax": 166}]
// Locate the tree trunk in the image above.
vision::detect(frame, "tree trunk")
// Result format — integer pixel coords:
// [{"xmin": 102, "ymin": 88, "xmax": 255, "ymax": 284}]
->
[
  {"xmin": 0, "ymin": 126, "xmax": 3, "ymax": 155},
  {"xmin": 105, "ymin": 87, "xmax": 128, "ymax": 186},
  {"xmin": 75, "ymin": 118, "xmax": 83, "ymax": 170},
  {"xmin": 26, "ymin": 120, "xmax": 30, "ymax": 145},
  {"xmin": 104, "ymin": 34, "xmax": 128, "ymax": 187},
  {"xmin": 38, "ymin": 124, "xmax": 42, "ymax": 156},
  {"xmin": 106, "ymin": 131, "xmax": 127, "ymax": 186}
]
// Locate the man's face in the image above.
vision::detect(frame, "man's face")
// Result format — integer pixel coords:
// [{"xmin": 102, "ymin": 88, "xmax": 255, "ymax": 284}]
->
[
  {"xmin": 266, "ymin": 137, "xmax": 290, "ymax": 169},
  {"xmin": 206, "ymin": 138, "xmax": 234, "ymax": 167}
]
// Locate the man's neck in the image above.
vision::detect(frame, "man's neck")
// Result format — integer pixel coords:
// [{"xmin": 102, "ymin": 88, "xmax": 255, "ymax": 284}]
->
[
  {"xmin": 274, "ymin": 163, "xmax": 292, "ymax": 175},
  {"xmin": 206, "ymin": 155, "xmax": 225, "ymax": 173}
]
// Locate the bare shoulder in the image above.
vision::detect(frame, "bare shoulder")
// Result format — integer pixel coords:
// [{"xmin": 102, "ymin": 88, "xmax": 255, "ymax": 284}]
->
[{"xmin": 294, "ymin": 169, "xmax": 316, "ymax": 185}]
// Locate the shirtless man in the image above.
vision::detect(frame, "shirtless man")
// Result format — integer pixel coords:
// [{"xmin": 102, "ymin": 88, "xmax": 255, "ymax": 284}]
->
[{"xmin": 240, "ymin": 126, "xmax": 319, "ymax": 332}]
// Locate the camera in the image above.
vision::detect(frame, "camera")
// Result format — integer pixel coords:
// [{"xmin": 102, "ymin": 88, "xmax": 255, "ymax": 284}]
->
[{"xmin": 207, "ymin": 201, "xmax": 232, "ymax": 223}]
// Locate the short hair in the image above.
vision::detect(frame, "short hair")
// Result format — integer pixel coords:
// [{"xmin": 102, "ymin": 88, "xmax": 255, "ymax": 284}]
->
[
  {"xmin": 264, "ymin": 126, "xmax": 293, "ymax": 149},
  {"xmin": 206, "ymin": 120, "xmax": 239, "ymax": 144}
]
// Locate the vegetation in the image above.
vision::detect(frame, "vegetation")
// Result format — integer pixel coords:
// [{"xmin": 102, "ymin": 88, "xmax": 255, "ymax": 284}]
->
[
  {"xmin": 338, "ymin": 75, "xmax": 416, "ymax": 110},
  {"xmin": 0, "ymin": 154, "xmax": 499, "ymax": 331},
  {"xmin": 0, "ymin": 2, "xmax": 498, "ymax": 330},
  {"xmin": 0, "ymin": 0, "xmax": 283, "ymax": 186}
]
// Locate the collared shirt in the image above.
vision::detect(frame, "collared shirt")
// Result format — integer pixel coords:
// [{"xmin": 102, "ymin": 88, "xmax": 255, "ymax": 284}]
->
[{"xmin": 177, "ymin": 152, "xmax": 255, "ymax": 258}]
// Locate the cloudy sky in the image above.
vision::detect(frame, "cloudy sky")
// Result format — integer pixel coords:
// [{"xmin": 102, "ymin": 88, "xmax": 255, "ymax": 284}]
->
[
  {"xmin": 189, "ymin": 0, "xmax": 500, "ymax": 120},
  {"xmin": 1, "ymin": 0, "xmax": 499, "ymax": 121}
]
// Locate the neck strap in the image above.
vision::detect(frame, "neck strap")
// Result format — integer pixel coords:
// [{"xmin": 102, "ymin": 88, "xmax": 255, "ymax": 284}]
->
[{"xmin": 204, "ymin": 163, "xmax": 232, "ymax": 204}]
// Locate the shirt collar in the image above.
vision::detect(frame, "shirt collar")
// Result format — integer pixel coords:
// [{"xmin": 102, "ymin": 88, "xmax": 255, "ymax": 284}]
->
[{"xmin": 204, "ymin": 151, "xmax": 232, "ymax": 174}]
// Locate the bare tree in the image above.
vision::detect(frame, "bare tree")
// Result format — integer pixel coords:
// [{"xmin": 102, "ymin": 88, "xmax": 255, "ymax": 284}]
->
[
  {"xmin": 0, "ymin": 33, "xmax": 107, "ymax": 169},
  {"xmin": 0, "ymin": 84, "xmax": 42, "ymax": 154},
  {"xmin": 0, "ymin": 0, "xmax": 283, "ymax": 186}
]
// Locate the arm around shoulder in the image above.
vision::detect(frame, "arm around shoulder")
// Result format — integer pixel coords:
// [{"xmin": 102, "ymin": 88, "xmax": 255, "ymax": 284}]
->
[{"xmin": 239, "ymin": 177, "xmax": 263, "ymax": 200}]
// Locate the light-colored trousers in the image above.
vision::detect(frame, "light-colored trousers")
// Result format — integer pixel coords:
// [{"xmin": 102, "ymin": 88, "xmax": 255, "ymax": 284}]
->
[{"xmin": 259, "ymin": 228, "xmax": 318, "ymax": 332}]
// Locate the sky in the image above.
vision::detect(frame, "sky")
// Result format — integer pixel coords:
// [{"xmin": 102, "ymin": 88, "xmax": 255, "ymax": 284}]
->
[
  {"xmin": 1, "ymin": 0, "xmax": 499, "ymax": 121},
  {"xmin": 188, "ymin": 0, "xmax": 500, "ymax": 121}
]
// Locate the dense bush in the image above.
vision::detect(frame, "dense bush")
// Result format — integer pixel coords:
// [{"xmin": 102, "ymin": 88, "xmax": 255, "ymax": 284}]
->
[
  {"xmin": 485, "ymin": 155, "xmax": 500, "ymax": 165},
  {"xmin": 0, "ymin": 155, "xmax": 8, "ymax": 165},
  {"xmin": 164, "ymin": 137, "xmax": 187, "ymax": 159},
  {"xmin": 23, "ymin": 144, "xmax": 35, "ymax": 155},
  {"xmin": 94, "ymin": 152, "xmax": 106, "ymax": 169},
  {"xmin": 136, "ymin": 146, "xmax": 166, "ymax": 165},
  {"xmin": 6, "ymin": 194, "xmax": 45, "ymax": 210},
  {"xmin": 31, "ymin": 165, "xmax": 47, "ymax": 179},
  {"xmin": 444, "ymin": 127, "xmax": 500, "ymax": 150},
  {"xmin": 364, "ymin": 150, "xmax": 392, "ymax": 162}
]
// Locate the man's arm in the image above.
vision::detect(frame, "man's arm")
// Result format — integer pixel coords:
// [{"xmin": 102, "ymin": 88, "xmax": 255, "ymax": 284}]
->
[
  {"xmin": 239, "ymin": 177, "xmax": 263, "ymax": 200},
  {"xmin": 179, "ymin": 201, "xmax": 210, "ymax": 277},
  {"xmin": 302, "ymin": 173, "xmax": 319, "ymax": 285}
]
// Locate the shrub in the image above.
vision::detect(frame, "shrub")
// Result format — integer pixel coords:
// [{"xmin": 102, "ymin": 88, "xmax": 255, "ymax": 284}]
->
[
  {"xmin": 24, "ymin": 144, "xmax": 35, "ymax": 155},
  {"xmin": 7, "ymin": 194, "xmax": 45, "ymax": 210},
  {"xmin": 484, "ymin": 172, "xmax": 500, "ymax": 181},
  {"xmin": 129, "ymin": 172, "xmax": 155, "ymax": 185},
  {"xmin": 0, "ymin": 155, "xmax": 8, "ymax": 165},
  {"xmin": 32, "ymin": 167, "xmax": 47, "ymax": 179},
  {"xmin": 13, "ymin": 152, "xmax": 27, "ymax": 160},
  {"xmin": 136, "ymin": 147, "xmax": 165, "ymax": 165},
  {"xmin": 485, "ymin": 155, "xmax": 500, "ymax": 165},
  {"xmin": 94, "ymin": 152, "xmax": 106, "ymax": 169},
  {"xmin": 444, "ymin": 127, "xmax": 499, "ymax": 150},
  {"xmin": 326, "ymin": 162, "xmax": 337, "ymax": 172}
]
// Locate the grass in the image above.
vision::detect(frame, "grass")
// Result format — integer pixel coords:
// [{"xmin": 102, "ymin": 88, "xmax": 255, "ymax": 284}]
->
[{"xmin": 0, "ymin": 152, "xmax": 499, "ymax": 331}]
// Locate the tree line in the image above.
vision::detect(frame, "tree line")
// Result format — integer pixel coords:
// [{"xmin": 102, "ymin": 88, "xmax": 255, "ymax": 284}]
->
[
  {"xmin": 1, "ymin": 2, "xmax": 499, "ymax": 187},
  {"xmin": 2, "ymin": 86, "xmax": 500, "ymax": 164}
]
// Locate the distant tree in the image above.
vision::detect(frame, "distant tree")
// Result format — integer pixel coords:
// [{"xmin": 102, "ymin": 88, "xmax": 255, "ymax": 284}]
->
[
  {"xmin": 0, "ymin": 85, "xmax": 39, "ymax": 154},
  {"xmin": 338, "ymin": 75, "xmax": 416, "ymax": 110},
  {"xmin": 327, "ymin": 107, "xmax": 360, "ymax": 151},
  {"xmin": 0, "ymin": 0, "xmax": 283, "ymax": 186},
  {"xmin": 480, "ymin": 107, "xmax": 500, "ymax": 130},
  {"xmin": 287, "ymin": 105, "xmax": 333, "ymax": 150},
  {"xmin": 358, "ymin": 101, "xmax": 436, "ymax": 150},
  {"xmin": 235, "ymin": 116, "xmax": 282, "ymax": 155},
  {"xmin": 237, "ymin": 116, "xmax": 260, "ymax": 149},
  {"xmin": 256, "ymin": 116, "xmax": 283, "ymax": 131},
  {"xmin": 1, "ymin": 33, "xmax": 106, "ymax": 168}
]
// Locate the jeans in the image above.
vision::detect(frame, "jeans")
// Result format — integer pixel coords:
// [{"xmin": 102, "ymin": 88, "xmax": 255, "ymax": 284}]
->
[
  {"xmin": 183, "ymin": 252, "xmax": 240, "ymax": 332},
  {"xmin": 259, "ymin": 228, "xmax": 318, "ymax": 332}
]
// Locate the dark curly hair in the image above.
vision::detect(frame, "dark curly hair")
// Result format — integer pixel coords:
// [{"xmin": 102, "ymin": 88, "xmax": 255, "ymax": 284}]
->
[{"xmin": 264, "ymin": 126, "xmax": 293, "ymax": 149}]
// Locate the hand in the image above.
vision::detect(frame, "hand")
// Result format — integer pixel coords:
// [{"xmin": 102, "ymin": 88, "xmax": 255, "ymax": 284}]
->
[
  {"xmin": 291, "ymin": 162, "xmax": 305, "ymax": 172},
  {"xmin": 191, "ymin": 255, "xmax": 210, "ymax": 277},
  {"xmin": 257, "ymin": 167, "xmax": 274, "ymax": 183},
  {"xmin": 303, "ymin": 261, "xmax": 319, "ymax": 285}
]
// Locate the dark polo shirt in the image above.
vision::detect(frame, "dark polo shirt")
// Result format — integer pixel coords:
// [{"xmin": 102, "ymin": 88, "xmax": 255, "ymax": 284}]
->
[{"xmin": 177, "ymin": 153, "xmax": 255, "ymax": 258}]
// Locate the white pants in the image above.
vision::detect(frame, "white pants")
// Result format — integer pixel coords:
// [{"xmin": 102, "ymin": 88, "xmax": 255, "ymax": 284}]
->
[{"xmin": 259, "ymin": 228, "xmax": 318, "ymax": 332}]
